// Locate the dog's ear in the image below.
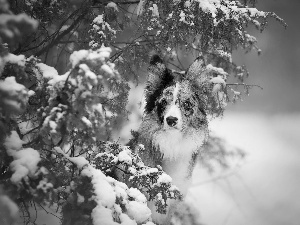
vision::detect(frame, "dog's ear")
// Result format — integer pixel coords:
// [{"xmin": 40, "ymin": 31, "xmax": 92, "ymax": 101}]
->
[
  {"xmin": 146, "ymin": 55, "xmax": 172, "ymax": 91},
  {"xmin": 144, "ymin": 55, "xmax": 175, "ymax": 113},
  {"xmin": 185, "ymin": 55, "xmax": 209, "ymax": 84}
]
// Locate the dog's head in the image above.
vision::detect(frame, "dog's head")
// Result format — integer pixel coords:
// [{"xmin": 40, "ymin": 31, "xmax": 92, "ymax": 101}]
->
[
  {"xmin": 144, "ymin": 55, "xmax": 209, "ymax": 133},
  {"xmin": 140, "ymin": 55, "xmax": 210, "ymax": 159}
]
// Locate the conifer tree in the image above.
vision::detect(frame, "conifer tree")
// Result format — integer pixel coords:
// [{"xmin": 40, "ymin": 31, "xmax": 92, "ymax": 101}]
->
[{"xmin": 0, "ymin": 0, "xmax": 284, "ymax": 224}]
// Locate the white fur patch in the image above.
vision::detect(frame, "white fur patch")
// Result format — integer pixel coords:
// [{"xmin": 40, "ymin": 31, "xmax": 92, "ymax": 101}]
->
[
  {"xmin": 153, "ymin": 129, "xmax": 205, "ymax": 161},
  {"xmin": 164, "ymin": 83, "xmax": 182, "ymax": 129}
]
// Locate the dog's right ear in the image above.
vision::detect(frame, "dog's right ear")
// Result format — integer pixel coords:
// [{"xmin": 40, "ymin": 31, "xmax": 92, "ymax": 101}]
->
[
  {"xmin": 146, "ymin": 55, "xmax": 169, "ymax": 91},
  {"xmin": 144, "ymin": 55, "xmax": 174, "ymax": 113}
]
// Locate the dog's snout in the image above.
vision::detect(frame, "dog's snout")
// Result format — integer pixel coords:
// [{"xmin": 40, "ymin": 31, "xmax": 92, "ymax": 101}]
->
[{"xmin": 166, "ymin": 116, "xmax": 178, "ymax": 127}]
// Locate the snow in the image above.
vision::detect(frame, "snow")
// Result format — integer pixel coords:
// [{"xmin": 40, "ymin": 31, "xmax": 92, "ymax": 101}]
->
[
  {"xmin": 68, "ymin": 157, "xmax": 89, "ymax": 169},
  {"xmin": 4, "ymin": 131, "xmax": 24, "ymax": 151},
  {"xmin": 81, "ymin": 116, "xmax": 93, "ymax": 127},
  {"xmin": 210, "ymin": 75, "xmax": 226, "ymax": 85},
  {"xmin": 37, "ymin": 179, "xmax": 54, "ymax": 193},
  {"xmin": 106, "ymin": 2, "xmax": 118, "ymax": 11},
  {"xmin": 70, "ymin": 49, "xmax": 89, "ymax": 68},
  {"xmin": 4, "ymin": 131, "xmax": 41, "ymax": 183},
  {"xmin": 47, "ymin": 71, "xmax": 69, "ymax": 85},
  {"xmin": 157, "ymin": 173, "xmax": 172, "ymax": 185},
  {"xmin": 179, "ymin": 11, "xmax": 186, "ymax": 23},
  {"xmin": 5, "ymin": 53, "xmax": 26, "ymax": 67},
  {"xmin": 143, "ymin": 222, "xmax": 156, "ymax": 225},
  {"xmin": 7, "ymin": 147, "xmax": 41, "ymax": 183},
  {"xmin": 79, "ymin": 64, "xmax": 98, "ymax": 83},
  {"xmin": 49, "ymin": 121, "xmax": 57, "ymax": 133},
  {"xmin": 206, "ymin": 64, "xmax": 228, "ymax": 77},
  {"xmin": 136, "ymin": 0, "xmax": 145, "ymax": 15},
  {"xmin": 0, "ymin": 76, "xmax": 27, "ymax": 93},
  {"xmin": 120, "ymin": 213, "xmax": 137, "ymax": 225},
  {"xmin": 101, "ymin": 64, "xmax": 114, "ymax": 76},
  {"xmin": 80, "ymin": 163, "xmax": 152, "ymax": 224},
  {"xmin": 196, "ymin": 0, "xmax": 219, "ymax": 17},
  {"xmin": 37, "ymin": 63, "xmax": 59, "ymax": 79},
  {"xmin": 118, "ymin": 150, "xmax": 132, "ymax": 165},
  {"xmin": 126, "ymin": 201, "xmax": 152, "ymax": 224},
  {"xmin": 27, "ymin": 90, "xmax": 35, "ymax": 97},
  {"xmin": 81, "ymin": 166, "xmax": 116, "ymax": 209},
  {"xmin": 93, "ymin": 103, "xmax": 104, "ymax": 116},
  {"xmin": 77, "ymin": 193, "xmax": 85, "ymax": 204},
  {"xmin": 93, "ymin": 14, "xmax": 104, "ymax": 24},
  {"xmin": 128, "ymin": 188, "xmax": 147, "ymax": 203},
  {"xmin": 92, "ymin": 205, "xmax": 118, "ymax": 225},
  {"xmin": 53, "ymin": 146, "xmax": 65, "ymax": 155},
  {"xmin": 150, "ymin": 4, "xmax": 159, "ymax": 17}
]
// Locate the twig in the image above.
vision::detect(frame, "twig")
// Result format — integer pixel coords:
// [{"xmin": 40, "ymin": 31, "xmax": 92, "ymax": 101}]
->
[{"xmin": 38, "ymin": 203, "xmax": 62, "ymax": 220}]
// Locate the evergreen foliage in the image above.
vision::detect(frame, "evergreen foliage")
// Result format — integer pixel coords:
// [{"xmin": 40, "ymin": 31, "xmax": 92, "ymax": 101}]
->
[{"xmin": 0, "ymin": 0, "xmax": 284, "ymax": 224}]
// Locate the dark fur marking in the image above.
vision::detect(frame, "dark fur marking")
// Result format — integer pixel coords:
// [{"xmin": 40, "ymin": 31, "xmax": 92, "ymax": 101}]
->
[
  {"xmin": 145, "ymin": 69, "xmax": 174, "ymax": 114},
  {"xmin": 150, "ymin": 54, "xmax": 164, "ymax": 65},
  {"xmin": 157, "ymin": 99, "xmax": 167, "ymax": 124}
]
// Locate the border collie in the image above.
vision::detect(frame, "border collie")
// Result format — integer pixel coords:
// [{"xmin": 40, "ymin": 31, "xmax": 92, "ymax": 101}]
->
[{"xmin": 138, "ymin": 55, "xmax": 209, "ymax": 224}]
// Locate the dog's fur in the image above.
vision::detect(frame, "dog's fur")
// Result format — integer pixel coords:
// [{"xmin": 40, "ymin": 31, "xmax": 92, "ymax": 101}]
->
[{"xmin": 137, "ymin": 55, "xmax": 209, "ymax": 224}]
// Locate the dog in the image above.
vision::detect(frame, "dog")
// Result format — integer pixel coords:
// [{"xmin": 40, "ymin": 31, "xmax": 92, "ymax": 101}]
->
[{"xmin": 137, "ymin": 55, "xmax": 209, "ymax": 224}]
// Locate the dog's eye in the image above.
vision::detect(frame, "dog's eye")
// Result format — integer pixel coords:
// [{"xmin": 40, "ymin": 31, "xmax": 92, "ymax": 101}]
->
[
  {"xmin": 160, "ymin": 99, "xmax": 167, "ymax": 106},
  {"xmin": 183, "ymin": 101, "xmax": 193, "ymax": 111}
]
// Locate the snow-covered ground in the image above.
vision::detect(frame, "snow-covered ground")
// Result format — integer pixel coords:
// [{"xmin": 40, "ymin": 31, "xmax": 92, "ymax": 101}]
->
[{"xmin": 188, "ymin": 113, "xmax": 300, "ymax": 225}]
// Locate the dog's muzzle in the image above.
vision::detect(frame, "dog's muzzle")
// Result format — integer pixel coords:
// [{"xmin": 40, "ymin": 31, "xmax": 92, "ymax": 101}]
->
[{"xmin": 166, "ymin": 116, "xmax": 178, "ymax": 127}]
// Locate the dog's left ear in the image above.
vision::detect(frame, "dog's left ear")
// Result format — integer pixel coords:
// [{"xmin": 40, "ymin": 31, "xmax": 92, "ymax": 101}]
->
[{"xmin": 184, "ymin": 55, "xmax": 209, "ymax": 85}]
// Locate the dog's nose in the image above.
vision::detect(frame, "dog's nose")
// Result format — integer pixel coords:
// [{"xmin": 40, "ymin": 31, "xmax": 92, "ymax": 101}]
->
[{"xmin": 166, "ymin": 116, "xmax": 178, "ymax": 127}]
